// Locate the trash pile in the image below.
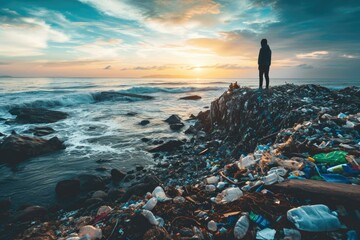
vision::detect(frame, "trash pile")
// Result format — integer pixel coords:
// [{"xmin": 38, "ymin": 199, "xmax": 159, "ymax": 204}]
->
[{"xmin": 8, "ymin": 85, "xmax": 360, "ymax": 239}]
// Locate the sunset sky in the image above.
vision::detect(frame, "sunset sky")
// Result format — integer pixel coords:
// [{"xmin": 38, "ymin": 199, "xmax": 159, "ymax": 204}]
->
[{"xmin": 0, "ymin": 0, "xmax": 359, "ymax": 78}]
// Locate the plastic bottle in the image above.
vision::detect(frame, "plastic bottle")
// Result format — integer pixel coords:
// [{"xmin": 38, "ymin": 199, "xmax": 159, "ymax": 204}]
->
[
  {"xmin": 205, "ymin": 185, "xmax": 216, "ymax": 192},
  {"xmin": 217, "ymin": 181, "xmax": 226, "ymax": 189},
  {"xmin": 143, "ymin": 197, "xmax": 157, "ymax": 211},
  {"xmin": 207, "ymin": 220, "xmax": 217, "ymax": 231},
  {"xmin": 215, "ymin": 187, "xmax": 243, "ymax": 204},
  {"xmin": 268, "ymin": 167, "xmax": 287, "ymax": 176},
  {"xmin": 262, "ymin": 172, "xmax": 284, "ymax": 185},
  {"xmin": 234, "ymin": 215, "xmax": 249, "ymax": 239},
  {"xmin": 152, "ymin": 186, "xmax": 171, "ymax": 202},
  {"xmin": 249, "ymin": 211, "xmax": 270, "ymax": 229},
  {"xmin": 142, "ymin": 209, "xmax": 159, "ymax": 225}
]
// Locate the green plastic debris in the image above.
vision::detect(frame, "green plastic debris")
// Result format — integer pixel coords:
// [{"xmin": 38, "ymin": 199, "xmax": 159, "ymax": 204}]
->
[{"xmin": 312, "ymin": 151, "xmax": 347, "ymax": 165}]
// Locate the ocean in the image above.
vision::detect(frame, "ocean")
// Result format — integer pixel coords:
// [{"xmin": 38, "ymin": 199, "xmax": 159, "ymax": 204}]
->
[{"xmin": 0, "ymin": 77, "xmax": 359, "ymax": 208}]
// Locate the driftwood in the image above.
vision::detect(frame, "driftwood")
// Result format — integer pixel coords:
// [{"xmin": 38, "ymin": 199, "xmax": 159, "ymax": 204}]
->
[{"xmin": 269, "ymin": 179, "xmax": 360, "ymax": 207}]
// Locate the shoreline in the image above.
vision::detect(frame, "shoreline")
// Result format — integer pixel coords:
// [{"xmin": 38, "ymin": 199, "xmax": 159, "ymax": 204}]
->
[{"xmin": 1, "ymin": 84, "xmax": 360, "ymax": 239}]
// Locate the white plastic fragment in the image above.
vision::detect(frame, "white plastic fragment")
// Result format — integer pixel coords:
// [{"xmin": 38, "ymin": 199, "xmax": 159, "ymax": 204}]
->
[
  {"xmin": 97, "ymin": 205, "xmax": 112, "ymax": 216},
  {"xmin": 152, "ymin": 186, "xmax": 172, "ymax": 202},
  {"xmin": 143, "ymin": 197, "xmax": 157, "ymax": 211},
  {"xmin": 256, "ymin": 228, "xmax": 276, "ymax": 240},
  {"xmin": 205, "ymin": 176, "xmax": 219, "ymax": 184},
  {"xmin": 214, "ymin": 187, "xmax": 243, "ymax": 204},
  {"xmin": 238, "ymin": 154, "xmax": 256, "ymax": 169},
  {"xmin": 234, "ymin": 215, "xmax": 249, "ymax": 239},
  {"xmin": 207, "ymin": 220, "xmax": 217, "ymax": 231},
  {"xmin": 78, "ymin": 225, "xmax": 102, "ymax": 240}
]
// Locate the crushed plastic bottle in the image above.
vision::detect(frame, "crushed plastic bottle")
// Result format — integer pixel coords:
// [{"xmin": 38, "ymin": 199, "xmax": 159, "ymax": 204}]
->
[
  {"xmin": 152, "ymin": 186, "xmax": 172, "ymax": 202},
  {"xmin": 261, "ymin": 172, "xmax": 284, "ymax": 185},
  {"xmin": 214, "ymin": 187, "xmax": 243, "ymax": 204},
  {"xmin": 234, "ymin": 215, "xmax": 249, "ymax": 239},
  {"xmin": 287, "ymin": 204, "xmax": 342, "ymax": 232},
  {"xmin": 143, "ymin": 197, "xmax": 157, "ymax": 211},
  {"xmin": 142, "ymin": 209, "xmax": 160, "ymax": 225},
  {"xmin": 249, "ymin": 211, "xmax": 270, "ymax": 229}
]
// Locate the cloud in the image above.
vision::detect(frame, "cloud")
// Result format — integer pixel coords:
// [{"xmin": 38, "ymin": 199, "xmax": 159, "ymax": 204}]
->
[
  {"xmin": 297, "ymin": 64, "xmax": 314, "ymax": 69},
  {"xmin": 79, "ymin": 0, "xmax": 221, "ymax": 33},
  {"xmin": 120, "ymin": 65, "xmax": 174, "ymax": 71},
  {"xmin": 296, "ymin": 51, "xmax": 329, "ymax": 59},
  {"xmin": 74, "ymin": 38, "xmax": 124, "ymax": 59},
  {"xmin": 187, "ymin": 63, "xmax": 251, "ymax": 70},
  {"xmin": 0, "ymin": 16, "xmax": 69, "ymax": 57},
  {"xmin": 104, "ymin": 65, "xmax": 111, "ymax": 70}
]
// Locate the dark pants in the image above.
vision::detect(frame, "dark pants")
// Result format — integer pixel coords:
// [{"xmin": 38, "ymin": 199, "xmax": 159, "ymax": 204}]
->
[{"xmin": 259, "ymin": 65, "xmax": 270, "ymax": 89}]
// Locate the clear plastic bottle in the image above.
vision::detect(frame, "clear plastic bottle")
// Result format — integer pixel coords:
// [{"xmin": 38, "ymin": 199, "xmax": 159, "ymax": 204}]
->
[
  {"xmin": 262, "ymin": 172, "xmax": 283, "ymax": 185},
  {"xmin": 234, "ymin": 215, "xmax": 249, "ymax": 239},
  {"xmin": 249, "ymin": 211, "xmax": 270, "ymax": 229},
  {"xmin": 143, "ymin": 197, "xmax": 157, "ymax": 211}
]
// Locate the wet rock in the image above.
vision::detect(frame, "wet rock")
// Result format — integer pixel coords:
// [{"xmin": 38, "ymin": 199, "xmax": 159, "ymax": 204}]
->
[
  {"xmin": 15, "ymin": 205, "xmax": 47, "ymax": 222},
  {"xmin": 139, "ymin": 120, "xmax": 150, "ymax": 126},
  {"xmin": 26, "ymin": 126, "xmax": 55, "ymax": 136},
  {"xmin": 95, "ymin": 166, "xmax": 109, "ymax": 172},
  {"xmin": 185, "ymin": 125, "xmax": 197, "ymax": 134},
  {"xmin": 96, "ymin": 159, "xmax": 112, "ymax": 163},
  {"xmin": 152, "ymin": 139, "xmax": 164, "ymax": 145},
  {"xmin": 164, "ymin": 114, "xmax": 182, "ymax": 124},
  {"xmin": 148, "ymin": 140, "xmax": 184, "ymax": 152},
  {"xmin": 120, "ymin": 175, "xmax": 159, "ymax": 202},
  {"xmin": 0, "ymin": 132, "xmax": 5, "ymax": 137},
  {"xmin": 141, "ymin": 137, "xmax": 150, "ymax": 142},
  {"xmin": 55, "ymin": 179, "xmax": 81, "ymax": 198},
  {"xmin": 179, "ymin": 95, "xmax": 202, "ymax": 100},
  {"xmin": 126, "ymin": 112, "xmax": 138, "ymax": 116},
  {"xmin": 78, "ymin": 174, "xmax": 105, "ymax": 192},
  {"xmin": 9, "ymin": 107, "xmax": 68, "ymax": 124},
  {"xmin": 123, "ymin": 174, "xmax": 136, "ymax": 183},
  {"xmin": 135, "ymin": 164, "xmax": 144, "ymax": 171},
  {"xmin": 170, "ymin": 122, "xmax": 185, "ymax": 131},
  {"xmin": 108, "ymin": 188, "xmax": 125, "ymax": 200},
  {"xmin": 93, "ymin": 91, "xmax": 154, "ymax": 101},
  {"xmin": 84, "ymin": 198, "xmax": 103, "ymax": 207},
  {"xmin": 92, "ymin": 190, "xmax": 107, "ymax": 199},
  {"xmin": 0, "ymin": 134, "xmax": 65, "ymax": 163},
  {"xmin": 111, "ymin": 168, "xmax": 126, "ymax": 182}
]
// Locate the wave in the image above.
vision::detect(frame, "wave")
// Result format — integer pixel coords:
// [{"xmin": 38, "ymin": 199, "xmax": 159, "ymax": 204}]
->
[{"xmin": 122, "ymin": 86, "xmax": 222, "ymax": 94}]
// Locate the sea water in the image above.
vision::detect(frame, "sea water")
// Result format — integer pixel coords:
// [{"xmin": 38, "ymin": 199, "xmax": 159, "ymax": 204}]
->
[{"xmin": 0, "ymin": 77, "xmax": 358, "ymax": 208}]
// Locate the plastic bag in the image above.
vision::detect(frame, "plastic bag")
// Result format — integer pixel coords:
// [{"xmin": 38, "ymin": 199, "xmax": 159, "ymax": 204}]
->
[
  {"xmin": 287, "ymin": 204, "xmax": 342, "ymax": 232},
  {"xmin": 312, "ymin": 151, "xmax": 347, "ymax": 165},
  {"xmin": 214, "ymin": 187, "xmax": 243, "ymax": 204}
]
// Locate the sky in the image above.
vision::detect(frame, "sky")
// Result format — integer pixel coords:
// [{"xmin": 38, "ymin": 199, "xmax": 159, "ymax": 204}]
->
[{"xmin": 0, "ymin": 0, "xmax": 359, "ymax": 78}]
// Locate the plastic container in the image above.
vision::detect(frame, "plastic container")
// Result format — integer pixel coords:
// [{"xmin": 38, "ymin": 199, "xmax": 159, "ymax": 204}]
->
[
  {"xmin": 287, "ymin": 204, "xmax": 342, "ymax": 232},
  {"xmin": 143, "ymin": 197, "xmax": 157, "ymax": 210},
  {"xmin": 234, "ymin": 215, "xmax": 249, "ymax": 239}
]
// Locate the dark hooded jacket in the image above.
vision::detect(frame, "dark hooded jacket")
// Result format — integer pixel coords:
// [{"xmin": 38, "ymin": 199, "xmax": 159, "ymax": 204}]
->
[{"xmin": 258, "ymin": 43, "xmax": 271, "ymax": 67}]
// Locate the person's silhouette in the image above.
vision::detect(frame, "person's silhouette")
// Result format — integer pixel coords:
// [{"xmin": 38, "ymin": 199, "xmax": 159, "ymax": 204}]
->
[{"xmin": 258, "ymin": 39, "xmax": 271, "ymax": 89}]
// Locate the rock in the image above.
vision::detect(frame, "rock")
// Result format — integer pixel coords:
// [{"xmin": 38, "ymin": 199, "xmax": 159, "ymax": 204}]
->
[
  {"xmin": 139, "ymin": 120, "xmax": 150, "ymax": 126},
  {"xmin": 170, "ymin": 123, "xmax": 185, "ymax": 131},
  {"xmin": 120, "ymin": 175, "xmax": 159, "ymax": 202},
  {"xmin": 164, "ymin": 114, "xmax": 182, "ymax": 124},
  {"xmin": 179, "ymin": 95, "xmax": 202, "ymax": 100},
  {"xmin": 95, "ymin": 166, "xmax": 109, "ymax": 172},
  {"xmin": 93, "ymin": 91, "xmax": 154, "ymax": 101},
  {"xmin": 148, "ymin": 140, "xmax": 184, "ymax": 152},
  {"xmin": 92, "ymin": 190, "xmax": 107, "ymax": 199},
  {"xmin": 15, "ymin": 205, "xmax": 47, "ymax": 222},
  {"xmin": 126, "ymin": 112, "xmax": 138, "ymax": 116},
  {"xmin": 78, "ymin": 174, "xmax": 105, "ymax": 192},
  {"xmin": 26, "ymin": 126, "xmax": 55, "ymax": 136},
  {"xmin": 9, "ymin": 107, "xmax": 68, "ymax": 124},
  {"xmin": 123, "ymin": 174, "xmax": 135, "ymax": 183},
  {"xmin": 141, "ymin": 137, "xmax": 150, "ymax": 142},
  {"xmin": 108, "ymin": 189, "xmax": 125, "ymax": 200},
  {"xmin": 196, "ymin": 110, "xmax": 210, "ymax": 131},
  {"xmin": 0, "ymin": 132, "xmax": 5, "ymax": 137},
  {"xmin": 152, "ymin": 139, "xmax": 164, "ymax": 145},
  {"xmin": 96, "ymin": 159, "xmax": 112, "ymax": 163},
  {"xmin": 184, "ymin": 125, "xmax": 197, "ymax": 134},
  {"xmin": 0, "ymin": 198, "xmax": 11, "ymax": 210},
  {"xmin": 55, "ymin": 179, "xmax": 81, "ymax": 198},
  {"xmin": 111, "ymin": 169, "xmax": 126, "ymax": 182},
  {"xmin": 0, "ymin": 134, "xmax": 65, "ymax": 163}
]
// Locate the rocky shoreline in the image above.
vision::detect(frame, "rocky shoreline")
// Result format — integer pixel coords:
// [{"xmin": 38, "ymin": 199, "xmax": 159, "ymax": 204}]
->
[{"xmin": 1, "ymin": 84, "xmax": 360, "ymax": 239}]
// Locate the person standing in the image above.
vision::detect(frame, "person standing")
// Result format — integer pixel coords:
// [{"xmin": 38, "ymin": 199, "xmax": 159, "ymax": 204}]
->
[{"xmin": 258, "ymin": 39, "xmax": 271, "ymax": 89}]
